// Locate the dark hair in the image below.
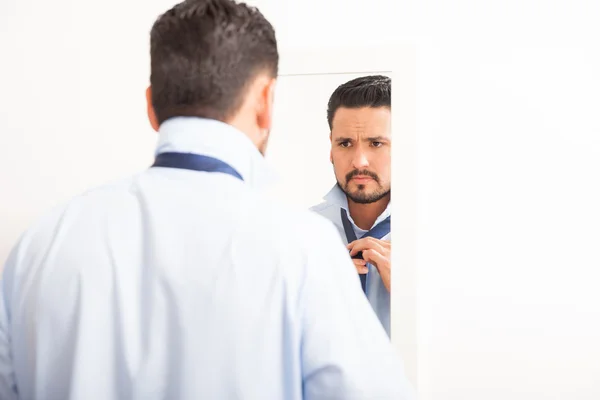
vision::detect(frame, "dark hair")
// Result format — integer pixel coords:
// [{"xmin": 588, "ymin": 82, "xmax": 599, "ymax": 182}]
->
[
  {"xmin": 326, "ymin": 75, "xmax": 391, "ymax": 129},
  {"xmin": 150, "ymin": 0, "xmax": 278, "ymax": 125}
]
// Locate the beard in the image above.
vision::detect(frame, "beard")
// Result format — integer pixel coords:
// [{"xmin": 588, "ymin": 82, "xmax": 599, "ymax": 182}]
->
[{"xmin": 337, "ymin": 169, "xmax": 390, "ymax": 204}]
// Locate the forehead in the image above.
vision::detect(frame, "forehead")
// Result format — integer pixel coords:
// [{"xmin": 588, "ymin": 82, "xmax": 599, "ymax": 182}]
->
[{"xmin": 330, "ymin": 106, "xmax": 391, "ymax": 139}]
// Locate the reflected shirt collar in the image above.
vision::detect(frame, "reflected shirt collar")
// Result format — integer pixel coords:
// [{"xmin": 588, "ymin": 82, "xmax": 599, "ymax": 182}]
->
[{"xmin": 155, "ymin": 117, "xmax": 278, "ymax": 189}]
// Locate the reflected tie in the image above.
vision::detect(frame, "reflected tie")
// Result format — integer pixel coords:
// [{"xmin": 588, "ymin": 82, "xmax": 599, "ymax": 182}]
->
[{"xmin": 340, "ymin": 208, "xmax": 391, "ymax": 294}]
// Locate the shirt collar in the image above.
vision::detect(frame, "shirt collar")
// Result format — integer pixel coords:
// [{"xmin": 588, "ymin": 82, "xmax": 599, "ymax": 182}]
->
[
  {"xmin": 323, "ymin": 184, "xmax": 392, "ymax": 228},
  {"xmin": 155, "ymin": 117, "xmax": 278, "ymax": 189}
]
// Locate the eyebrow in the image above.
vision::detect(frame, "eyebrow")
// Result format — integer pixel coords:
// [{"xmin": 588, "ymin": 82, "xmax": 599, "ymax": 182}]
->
[
  {"xmin": 365, "ymin": 136, "xmax": 389, "ymax": 142},
  {"xmin": 334, "ymin": 136, "xmax": 391, "ymax": 144}
]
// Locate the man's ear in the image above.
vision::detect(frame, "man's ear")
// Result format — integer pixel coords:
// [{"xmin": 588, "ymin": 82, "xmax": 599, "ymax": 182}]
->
[
  {"xmin": 256, "ymin": 77, "xmax": 277, "ymax": 131},
  {"xmin": 146, "ymin": 86, "xmax": 160, "ymax": 132}
]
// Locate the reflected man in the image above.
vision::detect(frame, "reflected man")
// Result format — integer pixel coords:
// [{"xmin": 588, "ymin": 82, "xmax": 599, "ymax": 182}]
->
[{"xmin": 311, "ymin": 75, "xmax": 392, "ymax": 336}]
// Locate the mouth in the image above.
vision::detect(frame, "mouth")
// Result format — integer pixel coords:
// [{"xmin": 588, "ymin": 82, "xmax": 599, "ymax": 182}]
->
[{"xmin": 351, "ymin": 176, "xmax": 374, "ymax": 183}]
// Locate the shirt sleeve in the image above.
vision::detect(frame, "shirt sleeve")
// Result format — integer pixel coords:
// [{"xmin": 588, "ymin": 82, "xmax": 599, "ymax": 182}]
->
[
  {"xmin": 0, "ymin": 246, "xmax": 20, "ymax": 400},
  {"xmin": 299, "ymin": 219, "xmax": 415, "ymax": 400}
]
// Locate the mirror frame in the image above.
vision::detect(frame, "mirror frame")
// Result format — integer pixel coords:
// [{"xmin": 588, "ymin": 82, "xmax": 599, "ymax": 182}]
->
[{"xmin": 278, "ymin": 43, "xmax": 418, "ymax": 389}]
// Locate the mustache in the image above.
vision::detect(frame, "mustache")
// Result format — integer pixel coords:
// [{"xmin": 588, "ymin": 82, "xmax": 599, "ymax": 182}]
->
[{"xmin": 345, "ymin": 169, "xmax": 380, "ymax": 183}]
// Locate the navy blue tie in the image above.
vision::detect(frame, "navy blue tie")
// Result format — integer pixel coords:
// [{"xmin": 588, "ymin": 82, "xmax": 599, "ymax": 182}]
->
[
  {"xmin": 151, "ymin": 152, "xmax": 243, "ymax": 181},
  {"xmin": 340, "ymin": 208, "xmax": 391, "ymax": 293}
]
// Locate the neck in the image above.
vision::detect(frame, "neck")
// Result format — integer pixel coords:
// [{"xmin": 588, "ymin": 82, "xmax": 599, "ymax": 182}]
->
[
  {"xmin": 228, "ymin": 113, "xmax": 265, "ymax": 154},
  {"xmin": 347, "ymin": 194, "xmax": 391, "ymax": 230}
]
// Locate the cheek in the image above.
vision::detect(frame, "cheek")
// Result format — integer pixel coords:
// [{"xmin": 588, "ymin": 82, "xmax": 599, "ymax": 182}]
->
[
  {"xmin": 331, "ymin": 153, "xmax": 350, "ymax": 174},
  {"xmin": 374, "ymin": 159, "xmax": 392, "ymax": 182},
  {"xmin": 331, "ymin": 150, "xmax": 351, "ymax": 166}
]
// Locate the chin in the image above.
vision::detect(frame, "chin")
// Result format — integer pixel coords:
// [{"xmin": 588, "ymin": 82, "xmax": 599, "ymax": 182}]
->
[
  {"xmin": 353, "ymin": 190, "xmax": 377, "ymax": 199},
  {"xmin": 345, "ymin": 185, "xmax": 391, "ymax": 205},
  {"xmin": 350, "ymin": 181, "xmax": 374, "ymax": 189}
]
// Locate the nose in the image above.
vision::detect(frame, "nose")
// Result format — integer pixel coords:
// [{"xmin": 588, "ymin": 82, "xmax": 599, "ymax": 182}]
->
[{"xmin": 351, "ymin": 146, "xmax": 369, "ymax": 169}]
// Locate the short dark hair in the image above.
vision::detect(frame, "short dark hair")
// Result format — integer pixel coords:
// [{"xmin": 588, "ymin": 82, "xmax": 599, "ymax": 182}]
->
[
  {"xmin": 150, "ymin": 0, "xmax": 278, "ymax": 125},
  {"xmin": 326, "ymin": 75, "xmax": 391, "ymax": 129}
]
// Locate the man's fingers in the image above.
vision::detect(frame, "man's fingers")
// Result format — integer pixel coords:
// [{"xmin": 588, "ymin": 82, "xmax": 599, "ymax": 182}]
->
[
  {"xmin": 346, "ymin": 238, "xmax": 373, "ymax": 249},
  {"xmin": 353, "ymin": 259, "xmax": 368, "ymax": 274},
  {"xmin": 348, "ymin": 239, "xmax": 387, "ymax": 256},
  {"xmin": 362, "ymin": 249, "xmax": 386, "ymax": 268},
  {"xmin": 353, "ymin": 258, "xmax": 367, "ymax": 267}
]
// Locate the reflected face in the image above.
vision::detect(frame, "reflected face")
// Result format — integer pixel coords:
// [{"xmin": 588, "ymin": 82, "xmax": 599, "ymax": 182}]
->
[{"xmin": 330, "ymin": 106, "xmax": 391, "ymax": 204}]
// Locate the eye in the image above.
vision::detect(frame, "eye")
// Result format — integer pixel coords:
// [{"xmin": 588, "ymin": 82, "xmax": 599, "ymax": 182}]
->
[
  {"xmin": 339, "ymin": 141, "xmax": 352, "ymax": 148},
  {"xmin": 372, "ymin": 141, "xmax": 383, "ymax": 148}
]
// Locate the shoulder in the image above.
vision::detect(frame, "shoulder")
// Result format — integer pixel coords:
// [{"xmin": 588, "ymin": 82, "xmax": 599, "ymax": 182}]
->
[{"xmin": 3, "ymin": 177, "xmax": 137, "ymax": 273}]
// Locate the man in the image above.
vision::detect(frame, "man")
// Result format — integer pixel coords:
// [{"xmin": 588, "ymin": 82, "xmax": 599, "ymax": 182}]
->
[
  {"xmin": 311, "ymin": 75, "xmax": 393, "ymax": 337},
  {"xmin": 0, "ymin": 1, "xmax": 412, "ymax": 399}
]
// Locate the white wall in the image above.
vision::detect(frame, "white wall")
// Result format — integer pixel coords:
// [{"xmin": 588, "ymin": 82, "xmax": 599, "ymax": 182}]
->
[
  {"xmin": 408, "ymin": 1, "xmax": 600, "ymax": 399},
  {"xmin": 414, "ymin": 44, "xmax": 600, "ymax": 399}
]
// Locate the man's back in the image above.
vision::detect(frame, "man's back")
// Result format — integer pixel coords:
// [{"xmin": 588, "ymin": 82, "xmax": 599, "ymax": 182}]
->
[{"xmin": 0, "ymin": 118, "xmax": 411, "ymax": 399}]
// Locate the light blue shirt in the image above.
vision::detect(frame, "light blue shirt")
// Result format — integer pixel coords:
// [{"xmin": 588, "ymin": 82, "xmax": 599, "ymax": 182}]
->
[
  {"xmin": 311, "ymin": 187, "xmax": 392, "ymax": 337},
  {"xmin": 0, "ymin": 117, "xmax": 412, "ymax": 399}
]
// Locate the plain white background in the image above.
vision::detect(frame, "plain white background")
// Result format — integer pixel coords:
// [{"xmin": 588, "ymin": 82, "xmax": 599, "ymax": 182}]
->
[
  {"xmin": 400, "ymin": 1, "xmax": 600, "ymax": 398},
  {"xmin": 2, "ymin": 0, "xmax": 600, "ymax": 399}
]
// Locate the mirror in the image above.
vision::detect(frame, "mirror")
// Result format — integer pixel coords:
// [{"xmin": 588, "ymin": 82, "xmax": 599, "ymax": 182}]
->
[
  {"xmin": 264, "ymin": 47, "xmax": 399, "ymax": 350},
  {"xmin": 261, "ymin": 45, "xmax": 417, "ymax": 389}
]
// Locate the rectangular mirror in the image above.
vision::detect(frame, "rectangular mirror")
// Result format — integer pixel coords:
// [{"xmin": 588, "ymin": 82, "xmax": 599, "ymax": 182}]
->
[{"xmin": 263, "ymin": 45, "xmax": 417, "ymax": 388}]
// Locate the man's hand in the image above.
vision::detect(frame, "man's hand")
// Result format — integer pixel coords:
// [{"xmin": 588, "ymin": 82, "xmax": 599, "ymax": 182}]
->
[
  {"xmin": 347, "ymin": 237, "xmax": 391, "ymax": 292},
  {"xmin": 352, "ymin": 258, "xmax": 368, "ymax": 275}
]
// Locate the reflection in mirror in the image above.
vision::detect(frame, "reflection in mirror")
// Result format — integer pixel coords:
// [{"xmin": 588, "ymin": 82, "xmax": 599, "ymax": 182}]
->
[{"xmin": 266, "ymin": 74, "xmax": 393, "ymax": 336}]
